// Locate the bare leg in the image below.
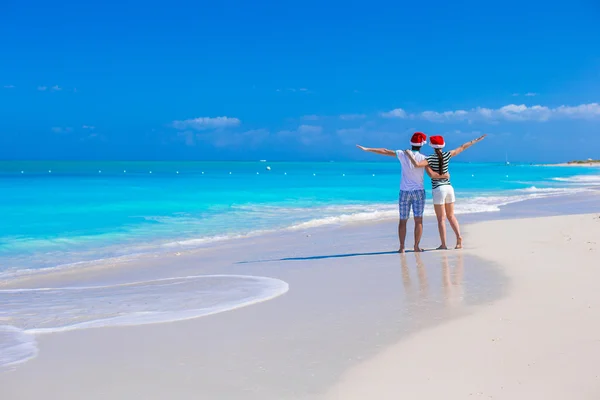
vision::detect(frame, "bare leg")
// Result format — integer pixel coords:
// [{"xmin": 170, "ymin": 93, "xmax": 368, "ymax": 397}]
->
[
  {"xmin": 413, "ymin": 216, "xmax": 424, "ymax": 252},
  {"xmin": 434, "ymin": 204, "xmax": 447, "ymax": 249},
  {"xmin": 444, "ymin": 202, "xmax": 462, "ymax": 249},
  {"xmin": 398, "ymin": 219, "xmax": 408, "ymax": 253}
]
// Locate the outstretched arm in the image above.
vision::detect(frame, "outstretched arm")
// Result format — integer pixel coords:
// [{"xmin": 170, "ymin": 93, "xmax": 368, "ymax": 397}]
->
[
  {"xmin": 403, "ymin": 149, "xmax": 430, "ymax": 168},
  {"xmin": 449, "ymin": 134, "xmax": 487, "ymax": 157},
  {"xmin": 356, "ymin": 145, "xmax": 396, "ymax": 157}
]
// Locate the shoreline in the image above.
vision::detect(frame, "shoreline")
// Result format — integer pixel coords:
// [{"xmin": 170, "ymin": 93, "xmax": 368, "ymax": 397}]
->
[
  {"xmin": 1, "ymin": 188, "xmax": 598, "ymax": 286},
  {"xmin": 1, "ymin": 193, "xmax": 599, "ymax": 399},
  {"xmin": 543, "ymin": 162, "xmax": 600, "ymax": 167}
]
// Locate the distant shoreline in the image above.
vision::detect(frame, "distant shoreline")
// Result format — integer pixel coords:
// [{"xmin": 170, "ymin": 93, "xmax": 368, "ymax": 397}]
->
[{"xmin": 546, "ymin": 160, "xmax": 600, "ymax": 167}]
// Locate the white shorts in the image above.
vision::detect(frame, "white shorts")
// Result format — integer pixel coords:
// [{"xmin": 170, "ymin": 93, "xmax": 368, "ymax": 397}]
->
[{"xmin": 432, "ymin": 185, "xmax": 456, "ymax": 205}]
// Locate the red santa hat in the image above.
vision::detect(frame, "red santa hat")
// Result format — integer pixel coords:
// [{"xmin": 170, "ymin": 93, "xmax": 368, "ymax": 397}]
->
[
  {"xmin": 429, "ymin": 135, "xmax": 445, "ymax": 149},
  {"xmin": 410, "ymin": 132, "xmax": 427, "ymax": 147}
]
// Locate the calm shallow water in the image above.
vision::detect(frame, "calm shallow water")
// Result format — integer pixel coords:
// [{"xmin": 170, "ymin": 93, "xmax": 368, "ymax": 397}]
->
[{"xmin": 1, "ymin": 161, "xmax": 598, "ymax": 273}]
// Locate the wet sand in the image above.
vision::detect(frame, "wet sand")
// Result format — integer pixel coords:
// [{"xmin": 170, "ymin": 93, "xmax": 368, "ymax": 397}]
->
[
  {"xmin": 327, "ymin": 212, "xmax": 600, "ymax": 399},
  {"xmin": 1, "ymin": 192, "xmax": 599, "ymax": 399}
]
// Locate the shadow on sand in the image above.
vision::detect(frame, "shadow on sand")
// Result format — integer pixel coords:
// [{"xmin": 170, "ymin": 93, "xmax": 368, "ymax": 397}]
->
[{"xmin": 237, "ymin": 249, "xmax": 444, "ymax": 264}]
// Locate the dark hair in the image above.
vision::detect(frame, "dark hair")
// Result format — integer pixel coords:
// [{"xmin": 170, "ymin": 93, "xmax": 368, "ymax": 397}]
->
[
  {"xmin": 435, "ymin": 148, "xmax": 444, "ymax": 175},
  {"xmin": 411, "ymin": 145, "xmax": 421, "ymax": 151}
]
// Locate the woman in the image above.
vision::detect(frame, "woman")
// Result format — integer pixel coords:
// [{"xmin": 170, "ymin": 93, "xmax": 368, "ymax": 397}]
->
[{"xmin": 405, "ymin": 134, "xmax": 486, "ymax": 250}]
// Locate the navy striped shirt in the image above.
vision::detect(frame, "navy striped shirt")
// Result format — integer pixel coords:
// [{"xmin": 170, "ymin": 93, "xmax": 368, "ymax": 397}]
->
[{"xmin": 427, "ymin": 151, "xmax": 452, "ymax": 189}]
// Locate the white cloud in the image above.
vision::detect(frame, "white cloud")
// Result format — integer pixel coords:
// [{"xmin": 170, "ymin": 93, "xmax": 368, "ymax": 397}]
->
[
  {"xmin": 420, "ymin": 109, "xmax": 471, "ymax": 122},
  {"xmin": 51, "ymin": 127, "xmax": 73, "ymax": 133},
  {"xmin": 172, "ymin": 116, "xmax": 241, "ymax": 131},
  {"xmin": 302, "ymin": 115, "xmax": 321, "ymax": 121},
  {"xmin": 38, "ymin": 85, "xmax": 64, "ymax": 92},
  {"xmin": 380, "ymin": 108, "xmax": 408, "ymax": 118},
  {"xmin": 82, "ymin": 125, "xmax": 95, "ymax": 130},
  {"xmin": 397, "ymin": 103, "xmax": 600, "ymax": 123},
  {"xmin": 298, "ymin": 125, "xmax": 323, "ymax": 134},
  {"xmin": 513, "ymin": 92, "xmax": 537, "ymax": 97},
  {"xmin": 339, "ymin": 114, "xmax": 366, "ymax": 120},
  {"xmin": 553, "ymin": 103, "xmax": 600, "ymax": 119},
  {"xmin": 277, "ymin": 88, "xmax": 310, "ymax": 93}
]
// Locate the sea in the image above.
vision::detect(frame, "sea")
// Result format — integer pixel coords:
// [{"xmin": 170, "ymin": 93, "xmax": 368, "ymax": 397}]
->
[{"xmin": 1, "ymin": 160, "xmax": 599, "ymax": 277}]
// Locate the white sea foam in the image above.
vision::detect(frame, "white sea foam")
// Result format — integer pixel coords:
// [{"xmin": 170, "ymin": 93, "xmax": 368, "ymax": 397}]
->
[
  {"xmin": 1, "ymin": 275, "xmax": 288, "ymax": 334},
  {"xmin": 0, "ymin": 274, "xmax": 289, "ymax": 367},
  {"xmin": 551, "ymin": 175, "xmax": 600, "ymax": 185},
  {"xmin": 516, "ymin": 186, "xmax": 586, "ymax": 194},
  {"xmin": 284, "ymin": 187, "xmax": 588, "ymax": 230},
  {"xmin": 0, "ymin": 325, "xmax": 37, "ymax": 369}
]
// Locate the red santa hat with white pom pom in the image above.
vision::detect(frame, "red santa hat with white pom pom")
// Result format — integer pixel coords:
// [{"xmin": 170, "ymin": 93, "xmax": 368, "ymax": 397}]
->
[
  {"xmin": 410, "ymin": 132, "xmax": 427, "ymax": 147},
  {"xmin": 429, "ymin": 135, "xmax": 446, "ymax": 149}
]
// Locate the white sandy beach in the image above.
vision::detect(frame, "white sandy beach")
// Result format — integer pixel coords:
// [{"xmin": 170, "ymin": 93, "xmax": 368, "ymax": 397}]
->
[
  {"xmin": 544, "ymin": 163, "xmax": 600, "ymax": 167},
  {"xmin": 1, "ymin": 195, "xmax": 599, "ymax": 399},
  {"xmin": 327, "ymin": 213, "xmax": 600, "ymax": 399}
]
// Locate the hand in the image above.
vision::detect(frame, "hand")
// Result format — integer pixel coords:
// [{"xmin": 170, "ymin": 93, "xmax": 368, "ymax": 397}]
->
[
  {"xmin": 356, "ymin": 145, "xmax": 368, "ymax": 151},
  {"xmin": 475, "ymin": 134, "xmax": 487, "ymax": 142},
  {"xmin": 441, "ymin": 173, "xmax": 450, "ymax": 179}
]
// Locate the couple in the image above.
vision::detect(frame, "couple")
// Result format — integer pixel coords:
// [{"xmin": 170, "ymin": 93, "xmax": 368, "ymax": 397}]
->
[{"xmin": 357, "ymin": 132, "xmax": 486, "ymax": 253}]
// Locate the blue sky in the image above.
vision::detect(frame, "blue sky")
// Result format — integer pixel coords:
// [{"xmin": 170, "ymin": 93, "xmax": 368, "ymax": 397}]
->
[{"xmin": 1, "ymin": 0, "xmax": 599, "ymax": 162}]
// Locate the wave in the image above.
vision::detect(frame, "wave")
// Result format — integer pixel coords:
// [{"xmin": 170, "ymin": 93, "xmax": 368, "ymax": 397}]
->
[
  {"xmin": 515, "ymin": 186, "xmax": 585, "ymax": 193},
  {"xmin": 551, "ymin": 175, "xmax": 600, "ymax": 185},
  {"xmin": 0, "ymin": 274, "xmax": 289, "ymax": 368},
  {"xmin": 285, "ymin": 187, "xmax": 589, "ymax": 230},
  {"xmin": 0, "ymin": 325, "xmax": 37, "ymax": 369}
]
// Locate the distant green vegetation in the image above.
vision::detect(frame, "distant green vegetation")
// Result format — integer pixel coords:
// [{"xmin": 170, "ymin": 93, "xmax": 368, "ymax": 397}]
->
[{"xmin": 568, "ymin": 159, "xmax": 600, "ymax": 164}]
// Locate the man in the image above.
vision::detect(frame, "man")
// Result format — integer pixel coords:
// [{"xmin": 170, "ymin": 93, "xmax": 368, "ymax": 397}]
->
[{"xmin": 357, "ymin": 132, "xmax": 448, "ymax": 253}]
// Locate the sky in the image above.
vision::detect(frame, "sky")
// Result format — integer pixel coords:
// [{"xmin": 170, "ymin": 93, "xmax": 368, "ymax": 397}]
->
[{"xmin": 1, "ymin": 0, "xmax": 599, "ymax": 163}]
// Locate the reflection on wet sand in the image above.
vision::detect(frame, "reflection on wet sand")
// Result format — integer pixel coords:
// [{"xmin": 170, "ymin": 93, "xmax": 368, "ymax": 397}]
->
[
  {"xmin": 441, "ymin": 252, "xmax": 464, "ymax": 307},
  {"xmin": 400, "ymin": 252, "xmax": 465, "ymax": 308}
]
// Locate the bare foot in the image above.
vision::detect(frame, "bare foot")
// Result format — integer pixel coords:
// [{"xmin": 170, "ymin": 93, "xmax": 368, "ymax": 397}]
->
[
  {"xmin": 436, "ymin": 245, "xmax": 448, "ymax": 250},
  {"xmin": 455, "ymin": 237, "xmax": 463, "ymax": 249},
  {"xmin": 414, "ymin": 246, "xmax": 424, "ymax": 252},
  {"xmin": 398, "ymin": 246, "xmax": 405, "ymax": 253}
]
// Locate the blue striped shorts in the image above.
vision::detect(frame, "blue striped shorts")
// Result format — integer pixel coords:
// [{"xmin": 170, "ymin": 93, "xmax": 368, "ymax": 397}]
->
[{"xmin": 399, "ymin": 190, "xmax": 426, "ymax": 220}]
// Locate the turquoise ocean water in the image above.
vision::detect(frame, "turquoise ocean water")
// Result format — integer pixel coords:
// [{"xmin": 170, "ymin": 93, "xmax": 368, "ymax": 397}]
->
[{"xmin": 1, "ymin": 161, "xmax": 599, "ymax": 275}]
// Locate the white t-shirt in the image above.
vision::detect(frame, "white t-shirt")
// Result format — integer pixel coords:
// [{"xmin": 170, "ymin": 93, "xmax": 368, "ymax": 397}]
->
[{"xmin": 396, "ymin": 150, "xmax": 426, "ymax": 191}]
